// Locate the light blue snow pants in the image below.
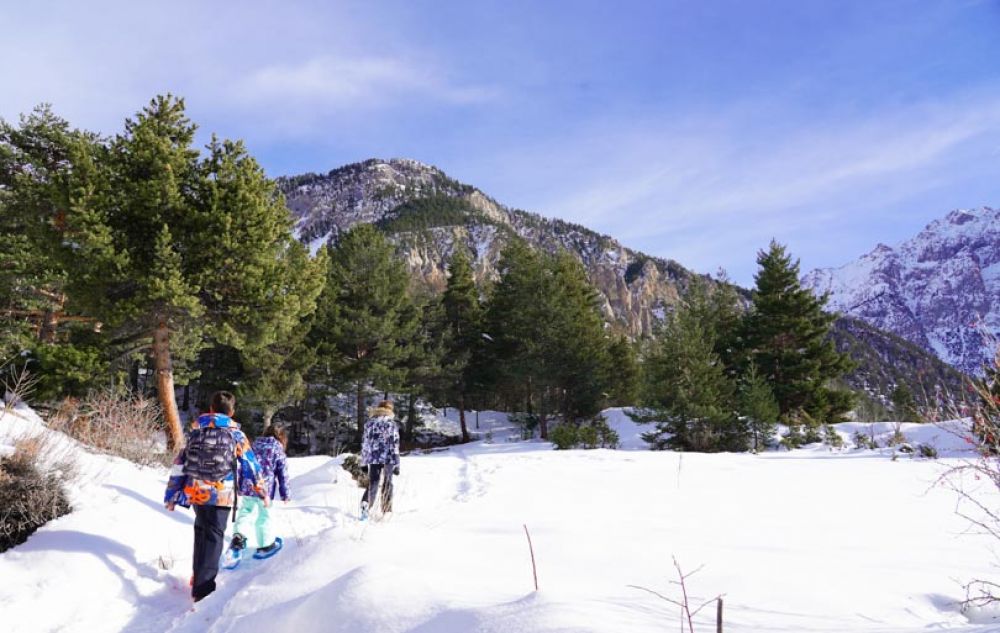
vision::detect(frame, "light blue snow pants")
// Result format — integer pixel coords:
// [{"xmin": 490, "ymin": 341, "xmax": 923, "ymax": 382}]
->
[{"xmin": 233, "ymin": 496, "xmax": 274, "ymax": 548}]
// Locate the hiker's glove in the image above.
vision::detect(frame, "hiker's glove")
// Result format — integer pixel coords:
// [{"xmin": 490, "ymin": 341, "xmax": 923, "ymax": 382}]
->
[{"xmin": 393, "ymin": 465, "xmax": 400, "ymax": 476}]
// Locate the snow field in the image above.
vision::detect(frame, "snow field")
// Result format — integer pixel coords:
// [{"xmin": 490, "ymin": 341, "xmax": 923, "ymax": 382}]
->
[{"xmin": 1, "ymin": 406, "xmax": 1000, "ymax": 632}]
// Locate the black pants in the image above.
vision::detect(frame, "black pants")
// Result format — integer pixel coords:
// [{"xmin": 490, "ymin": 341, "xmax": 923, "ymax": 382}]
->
[
  {"xmin": 362, "ymin": 464, "xmax": 394, "ymax": 512},
  {"xmin": 192, "ymin": 504, "xmax": 230, "ymax": 601}
]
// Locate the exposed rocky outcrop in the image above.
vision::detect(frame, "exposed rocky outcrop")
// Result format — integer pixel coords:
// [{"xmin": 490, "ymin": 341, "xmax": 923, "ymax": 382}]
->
[{"xmin": 280, "ymin": 158, "xmax": 692, "ymax": 337}]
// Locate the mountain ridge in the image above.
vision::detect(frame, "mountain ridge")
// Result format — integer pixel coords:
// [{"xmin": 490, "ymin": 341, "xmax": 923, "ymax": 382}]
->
[
  {"xmin": 279, "ymin": 158, "xmax": 694, "ymax": 337},
  {"xmin": 278, "ymin": 158, "xmax": 968, "ymax": 408},
  {"xmin": 804, "ymin": 206, "xmax": 1000, "ymax": 375}
]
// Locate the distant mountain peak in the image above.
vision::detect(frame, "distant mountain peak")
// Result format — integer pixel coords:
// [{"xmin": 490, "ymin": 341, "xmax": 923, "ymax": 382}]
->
[{"xmin": 804, "ymin": 205, "xmax": 1000, "ymax": 374}]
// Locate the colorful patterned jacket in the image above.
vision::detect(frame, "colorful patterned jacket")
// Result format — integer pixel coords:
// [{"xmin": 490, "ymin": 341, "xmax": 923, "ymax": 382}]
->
[
  {"xmin": 243, "ymin": 436, "xmax": 289, "ymax": 501},
  {"xmin": 163, "ymin": 413, "xmax": 265, "ymax": 508},
  {"xmin": 361, "ymin": 410, "xmax": 400, "ymax": 467}
]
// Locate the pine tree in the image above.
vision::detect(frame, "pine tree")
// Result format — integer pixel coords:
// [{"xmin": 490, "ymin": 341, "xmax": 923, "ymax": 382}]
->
[
  {"xmin": 440, "ymin": 248, "xmax": 482, "ymax": 442},
  {"xmin": 890, "ymin": 384, "xmax": 918, "ymax": 423},
  {"xmin": 0, "ymin": 107, "xmax": 106, "ymax": 370},
  {"xmin": 239, "ymin": 312, "xmax": 323, "ymax": 431},
  {"xmin": 738, "ymin": 362, "xmax": 779, "ymax": 451},
  {"xmin": 387, "ymin": 292, "xmax": 436, "ymax": 440},
  {"xmin": 546, "ymin": 251, "xmax": 611, "ymax": 423},
  {"xmin": 742, "ymin": 241, "xmax": 854, "ymax": 425},
  {"xmin": 606, "ymin": 335, "xmax": 640, "ymax": 406},
  {"xmin": 309, "ymin": 224, "xmax": 413, "ymax": 435},
  {"xmin": 481, "ymin": 240, "xmax": 554, "ymax": 435},
  {"xmin": 702, "ymin": 271, "xmax": 746, "ymax": 375},
  {"xmin": 638, "ymin": 286, "xmax": 747, "ymax": 452},
  {"xmin": 480, "ymin": 244, "xmax": 613, "ymax": 435},
  {"xmin": 191, "ymin": 137, "xmax": 327, "ymax": 419},
  {"xmin": 13, "ymin": 96, "xmax": 327, "ymax": 448}
]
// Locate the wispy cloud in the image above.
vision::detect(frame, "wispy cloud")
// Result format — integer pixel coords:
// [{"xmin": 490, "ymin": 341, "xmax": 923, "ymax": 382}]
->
[
  {"xmin": 474, "ymin": 90, "xmax": 1000, "ymax": 284},
  {"xmin": 239, "ymin": 56, "xmax": 498, "ymax": 108},
  {"xmin": 0, "ymin": 2, "xmax": 498, "ymax": 142}
]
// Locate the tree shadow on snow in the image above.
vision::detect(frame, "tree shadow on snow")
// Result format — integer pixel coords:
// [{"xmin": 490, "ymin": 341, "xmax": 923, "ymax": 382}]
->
[
  {"xmin": 105, "ymin": 484, "xmax": 193, "ymax": 526},
  {"xmin": 18, "ymin": 529, "xmax": 162, "ymax": 604}
]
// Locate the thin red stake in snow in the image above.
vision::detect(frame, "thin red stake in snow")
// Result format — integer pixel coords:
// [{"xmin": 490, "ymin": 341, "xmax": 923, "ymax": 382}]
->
[{"xmin": 523, "ymin": 524, "xmax": 538, "ymax": 591}]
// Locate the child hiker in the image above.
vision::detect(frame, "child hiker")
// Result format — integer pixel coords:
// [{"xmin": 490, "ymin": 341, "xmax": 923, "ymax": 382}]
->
[
  {"xmin": 360, "ymin": 399, "xmax": 400, "ymax": 520},
  {"xmin": 229, "ymin": 424, "xmax": 290, "ymax": 561},
  {"xmin": 163, "ymin": 391, "xmax": 265, "ymax": 602}
]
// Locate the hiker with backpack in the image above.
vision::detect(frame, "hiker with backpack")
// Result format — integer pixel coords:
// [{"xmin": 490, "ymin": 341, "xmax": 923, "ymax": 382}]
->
[
  {"xmin": 164, "ymin": 391, "xmax": 265, "ymax": 602},
  {"xmin": 359, "ymin": 399, "xmax": 401, "ymax": 520},
  {"xmin": 229, "ymin": 424, "xmax": 291, "ymax": 562}
]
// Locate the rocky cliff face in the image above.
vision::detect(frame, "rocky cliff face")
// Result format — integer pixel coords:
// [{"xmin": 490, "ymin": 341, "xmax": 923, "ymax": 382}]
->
[
  {"xmin": 804, "ymin": 207, "xmax": 1000, "ymax": 375},
  {"xmin": 280, "ymin": 159, "xmax": 692, "ymax": 337}
]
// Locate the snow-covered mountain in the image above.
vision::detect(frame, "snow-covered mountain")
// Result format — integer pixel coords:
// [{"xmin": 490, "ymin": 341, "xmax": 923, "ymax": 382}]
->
[
  {"xmin": 279, "ymin": 159, "xmax": 692, "ymax": 338},
  {"xmin": 804, "ymin": 207, "xmax": 1000, "ymax": 375}
]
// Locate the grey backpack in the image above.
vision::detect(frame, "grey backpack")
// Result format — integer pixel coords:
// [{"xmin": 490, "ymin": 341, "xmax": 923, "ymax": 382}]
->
[{"xmin": 183, "ymin": 426, "xmax": 238, "ymax": 482}]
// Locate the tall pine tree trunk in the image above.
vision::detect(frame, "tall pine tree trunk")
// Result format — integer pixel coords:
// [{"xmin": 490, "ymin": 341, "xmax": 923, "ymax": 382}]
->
[
  {"xmin": 406, "ymin": 392, "xmax": 418, "ymax": 441},
  {"xmin": 459, "ymin": 394, "xmax": 470, "ymax": 443},
  {"xmin": 526, "ymin": 377, "xmax": 534, "ymax": 415},
  {"xmin": 356, "ymin": 381, "xmax": 365, "ymax": 436},
  {"xmin": 39, "ymin": 308, "xmax": 58, "ymax": 343},
  {"xmin": 154, "ymin": 320, "xmax": 184, "ymax": 451},
  {"xmin": 128, "ymin": 359, "xmax": 140, "ymax": 391}
]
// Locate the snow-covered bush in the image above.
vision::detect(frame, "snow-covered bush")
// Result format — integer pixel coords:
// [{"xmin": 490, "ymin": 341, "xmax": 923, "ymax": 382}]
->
[
  {"xmin": 549, "ymin": 417, "xmax": 619, "ymax": 450},
  {"xmin": 549, "ymin": 424, "xmax": 578, "ymax": 450},
  {"xmin": 510, "ymin": 413, "xmax": 540, "ymax": 440},
  {"xmin": 578, "ymin": 424, "xmax": 598, "ymax": 448},
  {"xmin": 852, "ymin": 429, "xmax": 877, "ymax": 450},
  {"xmin": 823, "ymin": 424, "xmax": 844, "ymax": 448},
  {"xmin": 593, "ymin": 416, "xmax": 620, "ymax": 449},
  {"xmin": 47, "ymin": 390, "xmax": 170, "ymax": 467},
  {"xmin": 780, "ymin": 426, "xmax": 805, "ymax": 450},
  {"xmin": 803, "ymin": 424, "xmax": 824, "ymax": 444},
  {"xmin": 0, "ymin": 435, "xmax": 73, "ymax": 552}
]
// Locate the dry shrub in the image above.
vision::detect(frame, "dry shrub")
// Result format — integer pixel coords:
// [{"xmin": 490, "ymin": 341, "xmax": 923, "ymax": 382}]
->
[
  {"xmin": 931, "ymin": 333, "xmax": 1000, "ymax": 611},
  {"xmin": 48, "ymin": 390, "xmax": 171, "ymax": 467},
  {"xmin": 1, "ymin": 362, "xmax": 37, "ymax": 410},
  {"xmin": 0, "ymin": 434, "xmax": 74, "ymax": 552}
]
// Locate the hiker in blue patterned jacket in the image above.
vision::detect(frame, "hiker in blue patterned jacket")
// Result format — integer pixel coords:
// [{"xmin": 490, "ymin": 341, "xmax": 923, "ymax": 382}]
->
[
  {"xmin": 230, "ymin": 425, "xmax": 291, "ymax": 561},
  {"xmin": 359, "ymin": 399, "xmax": 400, "ymax": 520},
  {"xmin": 164, "ymin": 391, "xmax": 265, "ymax": 602}
]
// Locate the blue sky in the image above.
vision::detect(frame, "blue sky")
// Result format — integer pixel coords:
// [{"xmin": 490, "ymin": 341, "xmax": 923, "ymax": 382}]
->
[{"xmin": 3, "ymin": 0, "xmax": 1000, "ymax": 286}]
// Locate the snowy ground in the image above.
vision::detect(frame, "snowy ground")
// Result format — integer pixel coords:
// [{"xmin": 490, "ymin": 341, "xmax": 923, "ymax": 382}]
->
[{"xmin": 3, "ymin": 405, "xmax": 1000, "ymax": 632}]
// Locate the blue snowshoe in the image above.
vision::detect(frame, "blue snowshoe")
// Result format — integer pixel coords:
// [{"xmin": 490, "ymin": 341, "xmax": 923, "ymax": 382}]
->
[
  {"xmin": 253, "ymin": 537, "xmax": 283, "ymax": 560},
  {"xmin": 221, "ymin": 533, "xmax": 246, "ymax": 570}
]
